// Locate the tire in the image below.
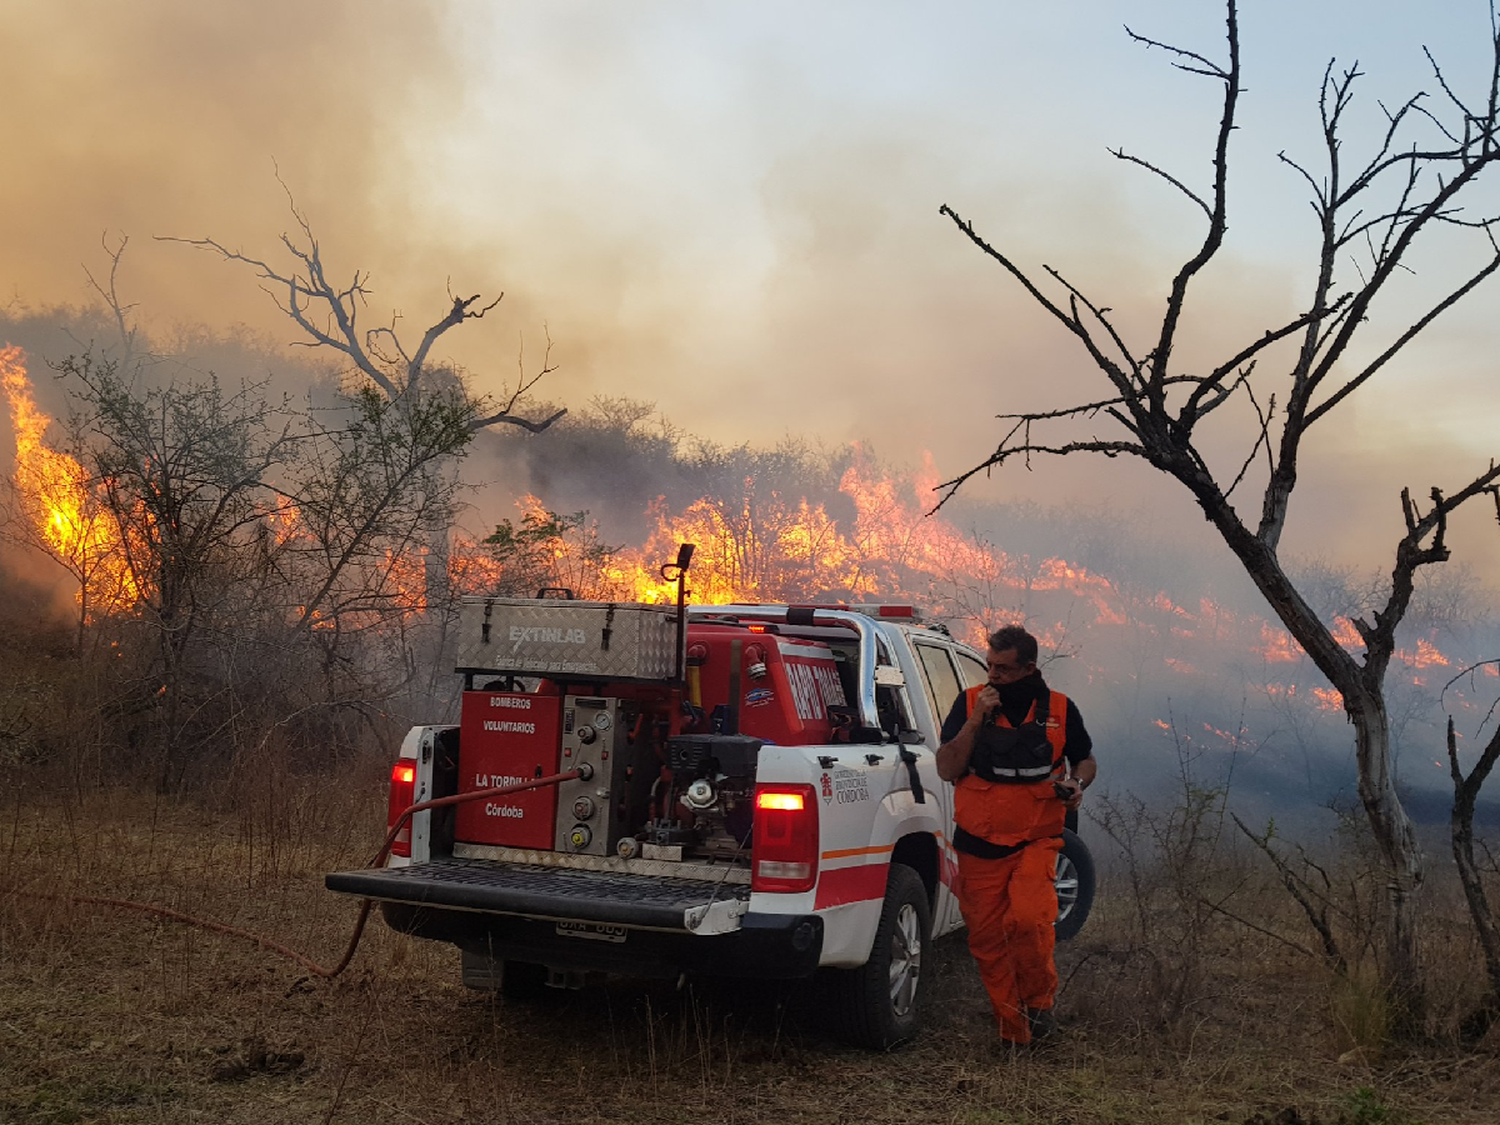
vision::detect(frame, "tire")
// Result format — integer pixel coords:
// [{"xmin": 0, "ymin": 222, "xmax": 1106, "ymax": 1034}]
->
[
  {"xmin": 828, "ymin": 863, "xmax": 932, "ymax": 1049},
  {"xmin": 1054, "ymin": 828, "xmax": 1095, "ymax": 942}
]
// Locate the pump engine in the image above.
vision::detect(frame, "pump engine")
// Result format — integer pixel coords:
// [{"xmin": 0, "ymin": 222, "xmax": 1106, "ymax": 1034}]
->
[{"xmin": 447, "ymin": 595, "xmax": 849, "ymax": 868}]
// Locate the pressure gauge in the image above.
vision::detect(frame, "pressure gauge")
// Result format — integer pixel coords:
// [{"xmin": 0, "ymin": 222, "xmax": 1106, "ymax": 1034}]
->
[{"xmin": 592, "ymin": 712, "xmax": 613, "ymax": 732}]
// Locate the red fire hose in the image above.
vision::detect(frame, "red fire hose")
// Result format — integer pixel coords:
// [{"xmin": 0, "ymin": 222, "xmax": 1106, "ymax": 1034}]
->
[
  {"xmin": 372, "ymin": 768, "xmax": 583, "ymax": 868},
  {"xmin": 5, "ymin": 769, "xmax": 583, "ymax": 980}
]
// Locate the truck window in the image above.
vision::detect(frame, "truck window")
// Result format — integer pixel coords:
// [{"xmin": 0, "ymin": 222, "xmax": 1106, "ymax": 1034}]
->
[
  {"xmin": 954, "ymin": 650, "xmax": 988, "ymax": 690},
  {"xmin": 914, "ymin": 643, "xmax": 963, "ymax": 730}
]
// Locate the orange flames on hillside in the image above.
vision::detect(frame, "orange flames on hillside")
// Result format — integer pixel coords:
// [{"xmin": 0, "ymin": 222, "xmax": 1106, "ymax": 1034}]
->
[
  {"xmin": 2, "ymin": 346, "xmax": 144, "ymax": 615},
  {"xmin": 6, "ymin": 342, "xmax": 1476, "ymax": 729},
  {"xmin": 576, "ymin": 457, "xmax": 1132, "ymax": 653}
]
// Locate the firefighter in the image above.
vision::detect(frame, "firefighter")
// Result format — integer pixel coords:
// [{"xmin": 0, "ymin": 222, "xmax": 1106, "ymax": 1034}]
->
[{"xmin": 936, "ymin": 624, "xmax": 1097, "ymax": 1047}]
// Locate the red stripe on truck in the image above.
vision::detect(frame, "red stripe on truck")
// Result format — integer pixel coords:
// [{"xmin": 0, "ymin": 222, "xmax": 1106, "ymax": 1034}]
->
[{"xmin": 813, "ymin": 862, "xmax": 890, "ymax": 910}]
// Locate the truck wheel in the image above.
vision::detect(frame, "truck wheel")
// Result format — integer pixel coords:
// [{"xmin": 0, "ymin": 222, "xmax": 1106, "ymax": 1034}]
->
[
  {"xmin": 1054, "ymin": 828, "xmax": 1095, "ymax": 942},
  {"xmin": 829, "ymin": 863, "xmax": 931, "ymax": 1049}
]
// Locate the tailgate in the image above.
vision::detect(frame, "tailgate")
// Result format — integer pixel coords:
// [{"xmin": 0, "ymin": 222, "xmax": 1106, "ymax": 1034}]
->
[{"xmin": 326, "ymin": 859, "xmax": 751, "ymax": 934}]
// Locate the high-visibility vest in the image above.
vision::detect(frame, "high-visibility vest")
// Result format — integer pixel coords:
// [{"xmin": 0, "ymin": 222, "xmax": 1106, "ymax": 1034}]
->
[{"xmin": 953, "ymin": 685, "xmax": 1070, "ymax": 848}]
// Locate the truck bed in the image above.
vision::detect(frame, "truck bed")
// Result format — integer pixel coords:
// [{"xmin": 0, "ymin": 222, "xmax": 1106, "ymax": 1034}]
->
[{"xmin": 326, "ymin": 858, "xmax": 751, "ymax": 932}]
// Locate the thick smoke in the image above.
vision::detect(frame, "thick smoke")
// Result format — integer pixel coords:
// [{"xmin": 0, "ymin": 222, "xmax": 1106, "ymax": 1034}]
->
[
  {"xmin": 3, "ymin": 0, "xmax": 1497, "ymax": 593},
  {"xmin": 3, "ymin": 2, "xmax": 1499, "ymax": 818},
  {"xmin": 0, "ymin": 1, "xmax": 461, "ymax": 327}
]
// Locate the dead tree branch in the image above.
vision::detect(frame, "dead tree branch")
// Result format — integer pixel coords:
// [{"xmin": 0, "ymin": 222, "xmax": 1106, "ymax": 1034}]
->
[
  {"xmin": 1446, "ymin": 714, "xmax": 1500, "ymax": 1042},
  {"xmin": 1232, "ymin": 812, "xmax": 1348, "ymax": 973},
  {"xmin": 159, "ymin": 175, "xmax": 565, "ymax": 437},
  {"xmin": 81, "ymin": 232, "xmax": 139, "ymax": 363}
]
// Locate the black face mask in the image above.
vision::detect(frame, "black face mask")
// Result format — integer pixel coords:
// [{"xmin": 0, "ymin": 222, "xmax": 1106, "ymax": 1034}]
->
[{"xmin": 994, "ymin": 674, "xmax": 1040, "ymax": 709}]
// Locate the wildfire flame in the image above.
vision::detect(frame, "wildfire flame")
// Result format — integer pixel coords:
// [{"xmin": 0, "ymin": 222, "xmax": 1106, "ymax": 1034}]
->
[
  {"xmin": 1332, "ymin": 616, "xmax": 1363, "ymax": 650},
  {"xmin": 6, "ymin": 345, "xmax": 1475, "ymax": 752},
  {"xmin": 1405, "ymin": 638, "xmax": 1451, "ymax": 670},
  {"xmin": 448, "ymin": 453, "xmax": 1465, "ymax": 707},
  {"xmin": 1254, "ymin": 622, "xmax": 1302, "ymax": 663},
  {"xmin": 2, "ymin": 346, "xmax": 143, "ymax": 614},
  {"xmin": 1310, "ymin": 686, "xmax": 1343, "ymax": 712}
]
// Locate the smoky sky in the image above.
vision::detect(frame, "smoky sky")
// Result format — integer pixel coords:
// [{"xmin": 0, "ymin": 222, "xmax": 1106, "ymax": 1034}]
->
[{"xmin": 3, "ymin": 1, "xmax": 1499, "ymax": 589}]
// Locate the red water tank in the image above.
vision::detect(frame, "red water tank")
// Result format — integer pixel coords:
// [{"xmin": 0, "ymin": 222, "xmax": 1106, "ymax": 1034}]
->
[{"xmin": 687, "ymin": 623, "xmax": 848, "ymax": 745}]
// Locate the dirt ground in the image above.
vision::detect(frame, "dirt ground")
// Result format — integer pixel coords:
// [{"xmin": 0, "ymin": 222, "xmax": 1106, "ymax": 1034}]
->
[{"xmin": 2, "ymin": 786, "xmax": 1495, "ymax": 1125}]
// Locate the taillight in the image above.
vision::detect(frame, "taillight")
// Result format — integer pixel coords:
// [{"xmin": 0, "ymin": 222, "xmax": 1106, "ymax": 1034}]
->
[
  {"xmin": 751, "ymin": 783, "xmax": 818, "ymax": 893},
  {"xmin": 388, "ymin": 759, "xmax": 417, "ymax": 858}
]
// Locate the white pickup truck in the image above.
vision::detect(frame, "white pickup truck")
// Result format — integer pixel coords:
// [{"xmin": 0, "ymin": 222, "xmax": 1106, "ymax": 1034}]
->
[{"xmin": 326, "ymin": 592, "xmax": 1094, "ymax": 1047}]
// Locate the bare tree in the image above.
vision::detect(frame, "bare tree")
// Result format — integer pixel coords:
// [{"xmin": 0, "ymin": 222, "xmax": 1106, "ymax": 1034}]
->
[
  {"xmin": 939, "ymin": 0, "xmax": 1500, "ymax": 1028},
  {"xmin": 81, "ymin": 233, "xmax": 140, "ymax": 369},
  {"xmin": 160, "ymin": 183, "xmax": 567, "ymax": 611},
  {"xmin": 162, "ymin": 183, "xmax": 563, "ymax": 436},
  {"xmin": 1445, "ymin": 671, "xmax": 1500, "ymax": 1042}
]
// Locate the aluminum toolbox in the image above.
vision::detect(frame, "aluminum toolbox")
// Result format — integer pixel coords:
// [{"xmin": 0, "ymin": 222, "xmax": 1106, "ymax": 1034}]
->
[{"xmin": 454, "ymin": 596, "xmax": 680, "ymax": 681}]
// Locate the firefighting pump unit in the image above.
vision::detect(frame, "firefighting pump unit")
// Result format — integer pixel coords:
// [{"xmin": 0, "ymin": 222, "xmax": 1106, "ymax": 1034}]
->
[{"xmin": 442, "ymin": 549, "xmax": 853, "ymax": 868}]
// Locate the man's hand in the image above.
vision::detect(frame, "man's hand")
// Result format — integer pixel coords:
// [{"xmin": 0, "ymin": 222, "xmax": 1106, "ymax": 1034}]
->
[
  {"xmin": 1055, "ymin": 778, "xmax": 1084, "ymax": 811},
  {"xmin": 937, "ymin": 686, "xmax": 998, "ymax": 783},
  {"xmin": 967, "ymin": 685, "xmax": 1000, "ymax": 725}
]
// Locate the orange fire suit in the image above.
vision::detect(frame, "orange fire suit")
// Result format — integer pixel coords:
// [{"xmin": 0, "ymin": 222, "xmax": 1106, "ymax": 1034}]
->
[{"xmin": 952, "ymin": 685, "xmax": 1071, "ymax": 1044}]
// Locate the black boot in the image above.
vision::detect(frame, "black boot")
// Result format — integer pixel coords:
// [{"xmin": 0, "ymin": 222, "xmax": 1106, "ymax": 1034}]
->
[{"xmin": 1025, "ymin": 1007, "xmax": 1057, "ymax": 1042}]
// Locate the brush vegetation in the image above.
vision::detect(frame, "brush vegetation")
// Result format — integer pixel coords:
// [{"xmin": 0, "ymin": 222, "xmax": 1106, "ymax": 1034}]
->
[{"xmin": 2, "ymin": 742, "xmax": 1497, "ymax": 1125}]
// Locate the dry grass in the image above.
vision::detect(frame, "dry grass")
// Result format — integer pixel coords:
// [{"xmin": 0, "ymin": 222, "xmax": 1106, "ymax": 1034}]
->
[{"xmin": 2, "ymin": 777, "xmax": 1496, "ymax": 1125}]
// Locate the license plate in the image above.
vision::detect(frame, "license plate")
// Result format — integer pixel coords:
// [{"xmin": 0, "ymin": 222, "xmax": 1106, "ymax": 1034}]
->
[{"xmin": 555, "ymin": 921, "xmax": 628, "ymax": 943}]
